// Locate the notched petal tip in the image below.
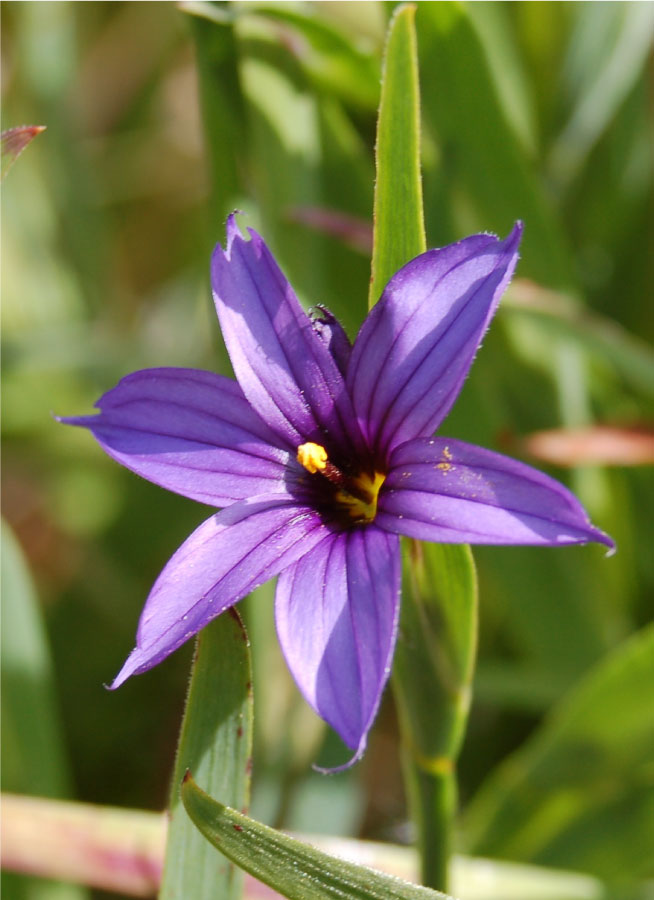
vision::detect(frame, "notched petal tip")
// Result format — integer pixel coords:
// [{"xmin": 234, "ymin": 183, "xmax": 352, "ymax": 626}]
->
[
  {"xmin": 214, "ymin": 210, "xmax": 247, "ymax": 260},
  {"xmin": 225, "ymin": 210, "xmax": 245, "ymax": 247}
]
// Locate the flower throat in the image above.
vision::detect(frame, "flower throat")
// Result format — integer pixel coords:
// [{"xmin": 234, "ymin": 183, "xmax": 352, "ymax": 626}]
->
[{"xmin": 297, "ymin": 442, "xmax": 385, "ymax": 524}]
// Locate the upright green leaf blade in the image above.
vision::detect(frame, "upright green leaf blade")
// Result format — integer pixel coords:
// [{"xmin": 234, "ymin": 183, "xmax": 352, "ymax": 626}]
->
[
  {"xmin": 1, "ymin": 521, "xmax": 87, "ymax": 900},
  {"xmin": 549, "ymin": 2, "xmax": 654, "ymax": 189},
  {"xmin": 159, "ymin": 609, "xmax": 253, "ymax": 900},
  {"xmin": 417, "ymin": 2, "xmax": 574, "ymax": 289},
  {"xmin": 465, "ymin": 624, "xmax": 654, "ymax": 882},
  {"xmin": 182, "ymin": 774, "xmax": 456, "ymax": 900},
  {"xmin": 369, "ymin": 8, "xmax": 477, "ymax": 893},
  {"xmin": 369, "ymin": 3, "xmax": 425, "ymax": 308}
]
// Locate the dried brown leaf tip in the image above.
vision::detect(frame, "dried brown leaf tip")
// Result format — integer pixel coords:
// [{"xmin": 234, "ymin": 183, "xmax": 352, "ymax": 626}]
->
[{"xmin": 1, "ymin": 125, "xmax": 46, "ymax": 181}]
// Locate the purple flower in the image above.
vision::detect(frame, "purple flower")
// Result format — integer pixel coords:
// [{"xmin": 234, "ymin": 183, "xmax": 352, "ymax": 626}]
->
[{"xmin": 62, "ymin": 215, "xmax": 613, "ymax": 764}]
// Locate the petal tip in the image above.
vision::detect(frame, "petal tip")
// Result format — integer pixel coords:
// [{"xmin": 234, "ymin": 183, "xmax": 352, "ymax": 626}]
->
[
  {"xmin": 215, "ymin": 210, "xmax": 247, "ymax": 259},
  {"xmin": 597, "ymin": 530, "xmax": 617, "ymax": 557},
  {"xmin": 108, "ymin": 648, "xmax": 143, "ymax": 690},
  {"xmin": 225, "ymin": 211, "xmax": 240, "ymax": 243},
  {"xmin": 504, "ymin": 220, "xmax": 524, "ymax": 253},
  {"xmin": 312, "ymin": 735, "xmax": 368, "ymax": 775}
]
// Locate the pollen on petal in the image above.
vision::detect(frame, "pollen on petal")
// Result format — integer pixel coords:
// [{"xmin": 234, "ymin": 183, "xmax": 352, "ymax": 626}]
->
[{"xmin": 297, "ymin": 442, "xmax": 328, "ymax": 474}]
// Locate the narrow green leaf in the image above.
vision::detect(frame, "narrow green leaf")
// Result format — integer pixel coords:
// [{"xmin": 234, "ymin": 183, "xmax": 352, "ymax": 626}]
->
[
  {"xmin": 185, "ymin": 5, "xmax": 247, "ymax": 226},
  {"xmin": 369, "ymin": 3, "xmax": 425, "ymax": 308},
  {"xmin": 549, "ymin": 2, "xmax": 654, "ymax": 189},
  {"xmin": 465, "ymin": 624, "xmax": 654, "ymax": 882},
  {"xmin": 1, "ymin": 522, "xmax": 72, "ymax": 797},
  {"xmin": 370, "ymin": 8, "xmax": 476, "ymax": 892},
  {"xmin": 159, "ymin": 609, "xmax": 253, "ymax": 900},
  {"xmin": 182, "ymin": 773, "xmax": 456, "ymax": 900},
  {"xmin": 1, "ymin": 521, "xmax": 87, "ymax": 900},
  {"xmin": 243, "ymin": 5, "xmax": 381, "ymax": 109},
  {"xmin": 417, "ymin": 2, "xmax": 574, "ymax": 289}
]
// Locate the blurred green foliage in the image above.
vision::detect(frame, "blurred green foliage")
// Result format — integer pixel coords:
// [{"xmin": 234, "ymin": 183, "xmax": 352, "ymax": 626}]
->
[{"xmin": 2, "ymin": 2, "xmax": 652, "ymax": 897}]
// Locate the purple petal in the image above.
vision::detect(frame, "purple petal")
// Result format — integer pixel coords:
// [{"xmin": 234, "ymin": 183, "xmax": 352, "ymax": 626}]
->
[
  {"xmin": 377, "ymin": 437, "xmax": 615, "ymax": 549},
  {"xmin": 111, "ymin": 495, "xmax": 330, "ymax": 687},
  {"xmin": 347, "ymin": 225, "xmax": 522, "ymax": 458},
  {"xmin": 59, "ymin": 368, "xmax": 290, "ymax": 507},
  {"xmin": 211, "ymin": 215, "xmax": 364, "ymax": 454},
  {"xmin": 275, "ymin": 526, "xmax": 401, "ymax": 763}
]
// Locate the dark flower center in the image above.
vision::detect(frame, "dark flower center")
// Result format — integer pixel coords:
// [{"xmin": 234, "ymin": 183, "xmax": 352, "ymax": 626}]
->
[{"xmin": 296, "ymin": 442, "xmax": 385, "ymax": 525}]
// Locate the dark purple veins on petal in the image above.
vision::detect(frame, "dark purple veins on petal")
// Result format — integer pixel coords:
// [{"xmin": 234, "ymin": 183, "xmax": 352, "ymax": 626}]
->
[
  {"xmin": 377, "ymin": 437, "xmax": 615, "ymax": 549},
  {"xmin": 347, "ymin": 225, "xmax": 522, "ymax": 458},
  {"xmin": 275, "ymin": 525, "xmax": 401, "ymax": 760},
  {"xmin": 59, "ymin": 368, "xmax": 290, "ymax": 508},
  {"xmin": 111, "ymin": 494, "xmax": 330, "ymax": 688},
  {"xmin": 211, "ymin": 216, "xmax": 364, "ymax": 456}
]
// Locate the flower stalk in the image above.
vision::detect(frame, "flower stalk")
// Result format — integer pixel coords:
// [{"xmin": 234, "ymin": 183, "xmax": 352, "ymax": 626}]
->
[{"xmin": 392, "ymin": 540, "xmax": 477, "ymax": 890}]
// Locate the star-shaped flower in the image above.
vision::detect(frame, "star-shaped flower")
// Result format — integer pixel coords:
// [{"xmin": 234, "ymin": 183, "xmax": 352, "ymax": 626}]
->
[{"xmin": 62, "ymin": 215, "xmax": 613, "ymax": 764}]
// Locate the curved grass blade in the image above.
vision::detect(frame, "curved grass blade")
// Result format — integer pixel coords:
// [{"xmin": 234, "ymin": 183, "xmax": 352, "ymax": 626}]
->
[{"xmin": 181, "ymin": 773, "xmax": 456, "ymax": 900}]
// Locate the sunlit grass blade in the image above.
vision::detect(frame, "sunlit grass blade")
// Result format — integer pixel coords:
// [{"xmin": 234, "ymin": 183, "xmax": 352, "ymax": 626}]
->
[
  {"xmin": 503, "ymin": 280, "xmax": 654, "ymax": 399},
  {"xmin": 159, "ymin": 609, "xmax": 253, "ymax": 900},
  {"xmin": 1, "ymin": 794, "xmax": 164, "ymax": 897},
  {"xmin": 549, "ymin": 3, "xmax": 654, "ymax": 190},
  {"xmin": 0, "ymin": 793, "xmax": 613, "ymax": 899},
  {"xmin": 417, "ymin": 1, "xmax": 573, "ymax": 289},
  {"xmin": 181, "ymin": 773, "xmax": 456, "ymax": 900},
  {"xmin": 465, "ymin": 624, "xmax": 654, "ymax": 883},
  {"xmin": 241, "ymin": 5, "xmax": 381, "ymax": 109}
]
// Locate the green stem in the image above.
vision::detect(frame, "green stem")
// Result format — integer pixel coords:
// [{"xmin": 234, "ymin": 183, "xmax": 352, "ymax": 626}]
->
[
  {"xmin": 392, "ymin": 540, "xmax": 478, "ymax": 892},
  {"xmin": 402, "ymin": 762, "xmax": 456, "ymax": 890}
]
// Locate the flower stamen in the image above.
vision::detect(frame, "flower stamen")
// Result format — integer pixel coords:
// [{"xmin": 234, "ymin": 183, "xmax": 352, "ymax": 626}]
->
[
  {"xmin": 297, "ymin": 442, "xmax": 385, "ymax": 524},
  {"xmin": 297, "ymin": 442, "xmax": 328, "ymax": 474},
  {"xmin": 336, "ymin": 471, "xmax": 386, "ymax": 523}
]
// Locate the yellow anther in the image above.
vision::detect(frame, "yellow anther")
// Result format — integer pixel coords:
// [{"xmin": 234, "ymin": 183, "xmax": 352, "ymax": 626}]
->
[{"xmin": 297, "ymin": 442, "xmax": 328, "ymax": 474}]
